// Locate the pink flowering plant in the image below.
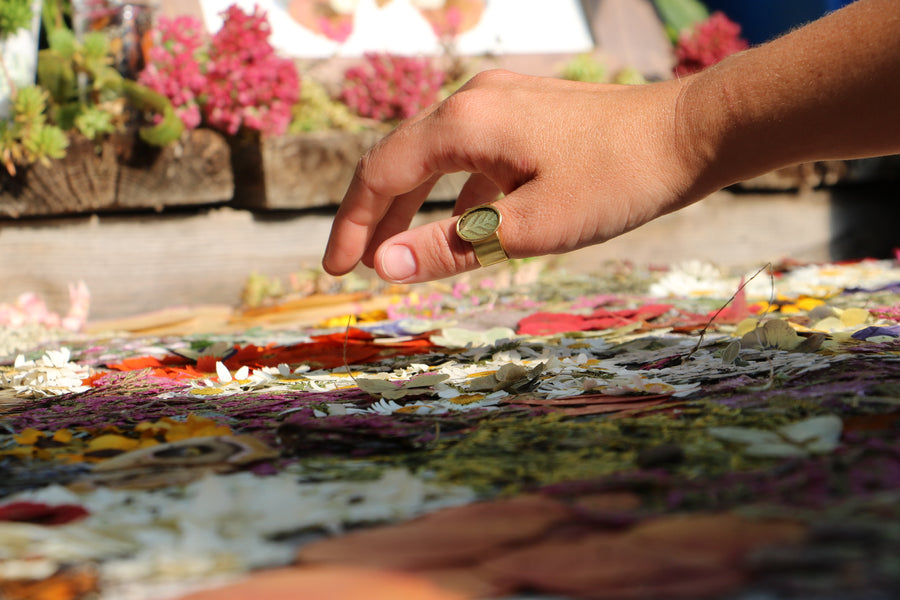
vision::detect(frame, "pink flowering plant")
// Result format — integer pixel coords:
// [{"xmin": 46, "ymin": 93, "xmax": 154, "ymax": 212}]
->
[
  {"xmin": 340, "ymin": 53, "xmax": 446, "ymax": 122},
  {"xmin": 139, "ymin": 4, "xmax": 300, "ymax": 136},
  {"xmin": 673, "ymin": 11, "xmax": 748, "ymax": 76}
]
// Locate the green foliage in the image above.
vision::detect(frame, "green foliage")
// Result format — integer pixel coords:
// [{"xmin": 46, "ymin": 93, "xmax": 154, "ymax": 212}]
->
[
  {"xmin": 289, "ymin": 80, "xmax": 363, "ymax": 134},
  {"xmin": 613, "ymin": 67, "xmax": 648, "ymax": 85},
  {"xmin": 74, "ymin": 105, "xmax": 115, "ymax": 140},
  {"xmin": 24, "ymin": 118, "xmax": 68, "ymax": 160},
  {"xmin": 121, "ymin": 80, "xmax": 185, "ymax": 146},
  {"xmin": 560, "ymin": 53, "xmax": 607, "ymax": 83},
  {"xmin": 37, "ymin": 27, "xmax": 183, "ymax": 149},
  {"xmin": 47, "ymin": 26, "xmax": 76, "ymax": 59},
  {"xmin": 0, "ymin": 86, "xmax": 69, "ymax": 175},
  {"xmin": 0, "ymin": 0, "xmax": 33, "ymax": 39},
  {"xmin": 653, "ymin": 0, "xmax": 709, "ymax": 42}
]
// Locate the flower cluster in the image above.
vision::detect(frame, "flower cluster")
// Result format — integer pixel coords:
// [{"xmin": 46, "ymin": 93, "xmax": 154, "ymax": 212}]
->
[
  {"xmin": 674, "ymin": 11, "xmax": 748, "ymax": 76},
  {"xmin": 340, "ymin": 53, "xmax": 446, "ymax": 121},
  {"xmin": 138, "ymin": 5, "xmax": 300, "ymax": 136},
  {"xmin": 204, "ymin": 4, "xmax": 299, "ymax": 135},
  {"xmin": 138, "ymin": 15, "xmax": 206, "ymax": 129}
]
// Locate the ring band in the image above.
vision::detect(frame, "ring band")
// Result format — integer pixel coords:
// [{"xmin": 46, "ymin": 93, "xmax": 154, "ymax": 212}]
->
[{"xmin": 455, "ymin": 205, "xmax": 509, "ymax": 267}]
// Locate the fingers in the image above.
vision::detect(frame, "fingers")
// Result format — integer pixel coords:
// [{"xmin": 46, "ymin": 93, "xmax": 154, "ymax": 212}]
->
[
  {"xmin": 454, "ymin": 173, "xmax": 502, "ymax": 215},
  {"xmin": 322, "ymin": 118, "xmax": 464, "ymax": 276},
  {"xmin": 372, "ymin": 184, "xmax": 549, "ymax": 283},
  {"xmin": 322, "ymin": 73, "xmax": 518, "ymax": 277},
  {"xmin": 359, "ymin": 173, "xmax": 442, "ymax": 268}
]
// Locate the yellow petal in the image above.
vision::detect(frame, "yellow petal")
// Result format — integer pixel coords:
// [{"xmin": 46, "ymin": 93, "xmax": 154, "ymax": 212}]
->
[
  {"xmin": 812, "ymin": 316, "xmax": 844, "ymax": 332},
  {"xmin": 52, "ymin": 429, "xmax": 74, "ymax": 443},
  {"xmin": 795, "ymin": 297, "xmax": 825, "ymax": 311},
  {"xmin": 86, "ymin": 434, "xmax": 140, "ymax": 452},
  {"xmin": 735, "ymin": 318, "xmax": 762, "ymax": 338},
  {"xmin": 14, "ymin": 428, "xmax": 45, "ymax": 445},
  {"xmin": 839, "ymin": 307, "xmax": 869, "ymax": 327}
]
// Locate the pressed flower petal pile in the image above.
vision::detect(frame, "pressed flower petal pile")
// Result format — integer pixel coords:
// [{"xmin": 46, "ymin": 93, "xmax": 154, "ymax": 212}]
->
[{"xmin": 3, "ymin": 259, "xmax": 900, "ymax": 599}]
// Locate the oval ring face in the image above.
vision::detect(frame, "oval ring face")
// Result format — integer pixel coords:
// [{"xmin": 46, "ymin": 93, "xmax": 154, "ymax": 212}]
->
[{"xmin": 456, "ymin": 206, "xmax": 501, "ymax": 242}]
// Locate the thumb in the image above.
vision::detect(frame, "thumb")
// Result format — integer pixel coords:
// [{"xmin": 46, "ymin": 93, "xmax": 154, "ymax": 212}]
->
[{"xmin": 373, "ymin": 193, "xmax": 536, "ymax": 283}]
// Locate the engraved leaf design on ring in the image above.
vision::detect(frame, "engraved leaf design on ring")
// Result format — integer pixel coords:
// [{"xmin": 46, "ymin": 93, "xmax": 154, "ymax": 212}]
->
[{"xmin": 463, "ymin": 208, "xmax": 499, "ymax": 239}]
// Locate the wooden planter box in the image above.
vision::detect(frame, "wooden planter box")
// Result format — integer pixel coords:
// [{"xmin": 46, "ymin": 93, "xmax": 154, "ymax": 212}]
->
[
  {"xmin": 0, "ymin": 128, "xmax": 233, "ymax": 218},
  {"xmin": 229, "ymin": 129, "xmax": 467, "ymax": 210}
]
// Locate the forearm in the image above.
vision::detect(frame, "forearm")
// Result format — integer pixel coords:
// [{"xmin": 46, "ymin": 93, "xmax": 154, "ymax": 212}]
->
[{"xmin": 679, "ymin": 0, "xmax": 900, "ymax": 193}]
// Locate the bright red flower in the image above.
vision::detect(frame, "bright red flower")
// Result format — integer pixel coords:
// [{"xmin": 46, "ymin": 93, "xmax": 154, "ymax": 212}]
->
[{"xmin": 674, "ymin": 12, "xmax": 749, "ymax": 76}]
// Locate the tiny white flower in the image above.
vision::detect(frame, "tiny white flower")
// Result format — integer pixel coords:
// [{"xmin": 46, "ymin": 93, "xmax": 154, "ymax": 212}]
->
[{"xmin": 215, "ymin": 361, "xmax": 232, "ymax": 383}]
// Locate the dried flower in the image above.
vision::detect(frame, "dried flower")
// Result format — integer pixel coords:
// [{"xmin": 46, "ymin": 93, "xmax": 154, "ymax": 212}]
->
[
  {"xmin": 674, "ymin": 11, "xmax": 748, "ymax": 76},
  {"xmin": 0, "ymin": 281, "xmax": 89, "ymax": 332}
]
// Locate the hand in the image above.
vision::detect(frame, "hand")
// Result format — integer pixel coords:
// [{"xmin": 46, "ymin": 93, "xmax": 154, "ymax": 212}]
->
[{"xmin": 322, "ymin": 69, "xmax": 712, "ymax": 283}]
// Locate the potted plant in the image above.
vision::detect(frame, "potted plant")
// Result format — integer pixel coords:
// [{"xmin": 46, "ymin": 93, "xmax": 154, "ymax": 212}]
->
[{"xmin": 0, "ymin": 1, "xmax": 235, "ymax": 218}]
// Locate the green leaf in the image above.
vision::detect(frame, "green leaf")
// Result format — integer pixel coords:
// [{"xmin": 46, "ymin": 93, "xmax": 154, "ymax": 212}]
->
[
  {"xmin": 37, "ymin": 48, "xmax": 78, "ymax": 103},
  {"xmin": 31, "ymin": 124, "xmax": 69, "ymax": 161},
  {"xmin": 12, "ymin": 86, "xmax": 48, "ymax": 123},
  {"xmin": 81, "ymin": 31, "xmax": 110, "ymax": 60},
  {"xmin": 560, "ymin": 54, "xmax": 607, "ymax": 83},
  {"xmin": 653, "ymin": 0, "xmax": 709, "ymax": 42},
  {"xmin": 0, "ymin": 0, "xmax": 34, "ymax": 39},
  {"xmin": 122, "ymin": 80, "xmax": 184, "ymax": 146},
  {"xmin": 74, "ymin": 106, "xmax": 116, "ymax": 140},
  {"xmin": 721, "ymin": 339, "xmax": 741, "ymax": 365},
  {"xmin": 47, "ymin": 27, "xmax": 77, "ymax": 58}
]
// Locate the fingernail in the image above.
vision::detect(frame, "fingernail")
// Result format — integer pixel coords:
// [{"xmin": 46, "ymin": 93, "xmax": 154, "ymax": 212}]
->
[{"xmin": 382, "ymin": 245, "xmax": 417, "ymax": 281}]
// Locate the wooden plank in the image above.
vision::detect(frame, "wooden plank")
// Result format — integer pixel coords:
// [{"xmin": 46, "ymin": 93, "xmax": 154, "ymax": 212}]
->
[
  {"xmin": 230, "ymin": 130, "xmax": 380, "ymax": 210},
  {"xmin": 0, "ymin": 190, "xmax": 835, "ymax": 321},
  {"xmin": 0, "ymin": 129, "xmax": 233, "ymax": 218},
  {"xmin": 230, "ymin": 130, "xmax": 466, "ymax": 210}
]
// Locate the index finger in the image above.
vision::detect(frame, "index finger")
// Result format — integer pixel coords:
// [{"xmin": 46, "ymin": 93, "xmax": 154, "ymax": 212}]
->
[{"xmin": 321, "ymin": 115, "xmax": 459, "ymax": 276}]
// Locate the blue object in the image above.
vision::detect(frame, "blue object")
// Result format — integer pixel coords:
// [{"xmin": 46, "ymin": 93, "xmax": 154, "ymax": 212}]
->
[
  {"xmin": 851, "ymin": 325, "xmax": 900, "ymax": 340},
  {"xmin": 703, "ymin": 0, "xmax": 855, "ymax": 45}
]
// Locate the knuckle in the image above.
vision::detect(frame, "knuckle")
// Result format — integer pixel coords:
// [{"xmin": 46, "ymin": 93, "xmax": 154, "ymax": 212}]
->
[
  {"xmin": 467, "ymin": 68, "xmax": 517, "ymax": 88},
  {"xmin": 354, "ymin": 149, "xmax": 376, "ymax": 183},
  {"xmin": 353, "ymin": 147, "xmax": 390, "ymax": 197},
  {"xmin": 437, "ymin": 70, "xmax": 513, "ymax": 119}
]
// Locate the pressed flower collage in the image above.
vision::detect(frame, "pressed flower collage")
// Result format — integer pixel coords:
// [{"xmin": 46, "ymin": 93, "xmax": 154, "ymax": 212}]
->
[{"xmin": 3, "ymin": 257, "xmax": 900, "ymax": 599}]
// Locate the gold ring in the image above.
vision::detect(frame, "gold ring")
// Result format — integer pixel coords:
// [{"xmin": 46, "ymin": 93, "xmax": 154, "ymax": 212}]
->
[{"xmin": 455, "ymin": 205, "xmax": 509, "ymax": 267}]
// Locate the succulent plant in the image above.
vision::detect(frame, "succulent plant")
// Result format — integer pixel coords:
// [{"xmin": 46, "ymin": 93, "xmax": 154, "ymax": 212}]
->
[
  {"xmin": 674, "ymin": 11, "xmax": 748, "ymax": 76},
  {"xmin": 139, "ymin": 5, "xmax": 300, "ymax": 137},
  {"xmin": 340, "ymin": 53, "xmax": 446, "ymax": 122}
]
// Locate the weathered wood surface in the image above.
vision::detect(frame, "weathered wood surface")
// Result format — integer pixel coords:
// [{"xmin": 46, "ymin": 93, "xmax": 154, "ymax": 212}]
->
[
  {"xmin": 230, "ymin": 130, "xmax": 380, "ymax": 210},
  {"xmin": 230, "ymin": 129, "xmax": 467, "ymax": 210},
  {"xmin": 0, "ymin": 128, "xmax": 233, "ymax": 218}
]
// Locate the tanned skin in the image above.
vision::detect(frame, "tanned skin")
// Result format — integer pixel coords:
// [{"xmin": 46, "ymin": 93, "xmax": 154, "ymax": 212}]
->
[{"xmin": 323, "ymin": 0, "xmax": 900, "ymax": 283}]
